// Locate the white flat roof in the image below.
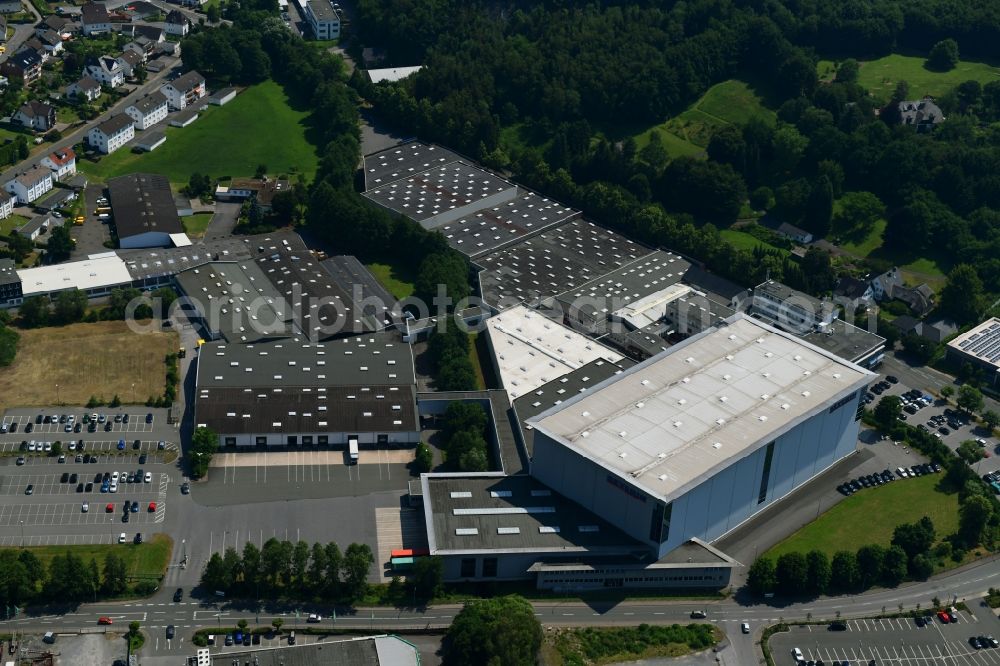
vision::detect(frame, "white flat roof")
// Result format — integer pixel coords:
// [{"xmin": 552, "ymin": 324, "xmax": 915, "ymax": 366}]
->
[
  {"xmin": 17, "ymin": 252, "xmax": 132, "ymax": 296},
  {"xmin": 948, "ymin": 317, "xmax": 1000, "ymax": 368},
  {"xmin": 169, "ymin": 232, "xmax": 192, "ymax": 247},
  {"xmin": 486, "ymin": 304, "xmax": 623, "ymax": 399},
  {"xmin": 368, "ymin": 66, "xmax": 422, "ymax": 83},
  {"xmin": 530, "ymin": 314, "xmax": 874, "ymax": 502},
  {"xmin": 612, "ymin": 282, "xmax": 692, "ymax": 330}
]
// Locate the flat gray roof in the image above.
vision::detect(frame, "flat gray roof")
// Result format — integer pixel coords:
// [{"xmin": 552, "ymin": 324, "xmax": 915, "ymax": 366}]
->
[
  {"xmin": 801, "ymin": 319, "xmax": 886, "ymax": 365},
  {"xmin": 363, "ymin": 160, "xmax": 516, "ymax": 223},
  {"xmin": 175, "ymin": 260, "xmax": 290, "ymax": 343},
  {"xmin": 530, "ymin": 314, "xmax": 874, "ymax": 503},
  {"xmin": 362, "ymin": 142, "xmax": 461, "ymax": 190},
  {"xmin": 439, "ymin": 191, "xmax": 578, "ymax": 259},
  {"xmin": 422, "ymin": 473, "xmax": 643, "ymax": 554},
  {"xmin": 476, "ymin": 218, "xmax": 650, "ymax": 309},
  {"xmin": 321, "ymin": 255, "xmax": 396, "ymax": 322},
  {"xmin": 0, "ymin": 258, "xmax": 19, "ymax": 287},
  {"xmin": 198, "ymin": 635, "xmax": 418, "ymax": 666},
  {"xmin": 196, "ymin": 384, "xmax": 418, "ymax": 435},
  {"xmin": 754, "ymin": 279, "xmax": 824, "ymax": 310},
  {"xmin": 197, "ymin": 333, "xmax": 415, "ymax": 389},
  {"xmin": 551, "ymin": 249, "xmax": 690, "ymax": 323},
  {"xmin": 305, "ymin": 0, "xmax": 339, "ymax": 21},
  {"xmin": 108, "ymin": 173, "xmax": 182, "ymax": 239},
  {"xmin": 120, "ymin": 231, "xmax": 297, "ymax": 280}
]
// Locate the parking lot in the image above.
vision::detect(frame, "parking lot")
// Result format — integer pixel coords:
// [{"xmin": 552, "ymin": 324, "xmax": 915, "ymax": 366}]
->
[
  {"xmin": 1, "ymin": 409, "xmax": 162, "ymax": 436},
  {"xmin": 771, "ymin": 607, "xmax": 1000, "ymax": 665}
]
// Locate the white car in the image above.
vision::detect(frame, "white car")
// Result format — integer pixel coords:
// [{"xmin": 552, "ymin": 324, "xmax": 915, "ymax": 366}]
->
[
  {"xmin": 118, "ymin": 533, "xmax": 127, "ymax": 544},
  {"xmin": 897, "ymin": 467, "xmax": 909, "ymax": 478},
  {"xmin": 43, "ymin": 442, "xmax": 52, "ymax": 452},
  {"xmin": 741, "ymin": 622, "xmax": 750, "ymax": 634},
  {"xmin": 111, "ymin": 471, "xmax": 120, "ymax": 483},
  {"xmin": 68, "ymin": 441, "xmax": 76, "ymax": 451},
  {"xmin": 27, "ymin": 442, "xmax": 36, "ymax": 452},
  {"xmin": 792, "ymin": 647, "xmax": 803, "ymax": 661},
  {"xmin": 978, "ymin": 438, "xmax": 988, "ymax": 447},
  {"xmin": 110, "ymin": 481, "xmax": 118, "ymax": 493},
  {"xmin": 144, "ymin": 472, "xmax": 152, "ymax": 483},
  {"xmin": 307, "ymin": 614, "xmax": 322, "ymax": 623},
  {"xmin": 81, "ymin": 502, "xmax": 89, "ymax": 513}
]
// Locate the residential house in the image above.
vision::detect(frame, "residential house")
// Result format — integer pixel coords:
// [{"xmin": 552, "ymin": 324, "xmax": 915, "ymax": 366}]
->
[
  {"xmin": 116, "ymin": 49, "xmax": 143, "ymax": 78},
  {"xmin": 215, "ymin": 176, "xmax": 291, "ymax": 210},
  {"xmin": 0, "ymin": 191, "xmax": 14, "ymax": 221},
  {"xmin": 759, "ymin": 214, "xmax": 814, "ymax": 244},
  {"xmin": 921, "ymin": 318, "xmax": 958, "ymax": 344},
  {"xmin": 87, "ymin": 114, "xmax": 134, "ymax": 153},
  {"xmin": 37, "ymin": 15, "xmax": 74, "ymax": 36},
  {"xmin": 164, "ymin": 9, "xmax": 188, "ymax": 36},
  {"xmin": 0, "ymin": 49, "xmax": 42, "ymax": 85},
  {"xmin": 834, "ymin": 276, "xmax": 874, "ymax": 311},
  {"xmin": 871, "ymin": 267, "xmax": 935, "ymax": 317},
  {"xmin": 160, "ymin": 70, "xmax": 206, "ymax": 110},
  {"xmin": 0, "ymin": 0, "xmax": 21, "ymax": 13},
  {"xmin": 899, "ymin": 97, "xmax": 944, "ymax": 132},
  {"xmin": 67, "ymin": 76, "xmax": 101, "ymax": 102},
  {"xmin": 80, "ymin": 2, "xmax": 111, "ymax": 35},
  {"xmin": 889, "ymin": 315, "xmax": 921, "ymax": 338},
  {"xmin": 17, "ymin": 213, "xmax": 62, "ymax": 241},
  {"xmin": 13, "ymin": 100, "xmax": 56, "ymax": 132},
  {"xmin": 123, "ymin": 36, "xmax": 154, "ymax": 59},
  {"xmin": 124, "ymin": 91, "xmax": 167, "ymax": 130},
  {"xmin": 41, "ymin": 147, "xmax": 77, "ymax": 182},
  {"xmin": 86, "ymin": 55, "xmax": 125, "ymax": 88},
  {"xmin": 120, "ymin": 23, "xmax": 162, "ymax": 42},
  {"xmin": 4, "ymin": 165, "xmax": 54, "ymax": 204},
  {"xmin": 34, "ymin": 29, "xmax": 64, "ymax": 55},
  {"xmin": 22, "ymin": 38, "xmax": 51, "ymax": 63}
]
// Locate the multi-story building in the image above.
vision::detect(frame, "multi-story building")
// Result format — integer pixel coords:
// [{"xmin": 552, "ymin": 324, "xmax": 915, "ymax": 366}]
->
[
  {"xmin": 13, "ymin": 100, "xmax": 56, "ymax": 132},
  {"xmin": 87, "ymin": 114, "xmax": 134, "ymax": 154},
  {"xmin": 80, "ymin": 2, "xmax": 111, "ymax": 36},
  {"xmin": 0, "ymin": 49, "xmax": 42, "ymax": 85},
  {"xmin": 67, "ymin": 76, "xmax": 102, "ymax": 102},
  {"xmin": 124, "ymin": 91, "xmax": 168, "ymax": 130},
  {"xmin": 302, "ymin": 0, "xmax": 340, "ymax": 40},
  {"xmin": 40, "ymin": 147, "xmax": 77, "ymax": 182},
  {"xmin": 4, "ymin": 165, "xmax": 54, "ymax": 204},
  {"xmin": 160, "ymin": 70, "xmax": 205, "ymax": 110},
  {"xmin": 85, "ymin": 55, "xmax": 125, "ymax": 88}
]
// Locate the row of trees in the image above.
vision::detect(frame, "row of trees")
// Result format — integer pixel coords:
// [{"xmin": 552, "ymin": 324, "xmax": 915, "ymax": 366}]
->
[
  {"xmin": 0, "ymin": 311, "xmax": 17, "ymax": 367},
  {"xmin": 17, "ymin": 286, "xmax": 178, "ymax": 329},
  {"xmin": 201, "ymin": 538, "xmax": 374, "ymax": 602},
  {"xmin": 0, "ymin": 548, "xmax": 155, "ymax": 611},
  {"xmin": 426, "ymin": 317, "xmax": 479, "ymax": 392},
  {"xmin": 748, "ymin": 518, "xmax": 938, "ymax": 597}
]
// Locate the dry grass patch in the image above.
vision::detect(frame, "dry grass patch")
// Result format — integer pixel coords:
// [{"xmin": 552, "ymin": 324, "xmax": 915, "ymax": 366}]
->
[{"xmin": 0, "ymin": 321, "xmax": 176, "ymax": 410}]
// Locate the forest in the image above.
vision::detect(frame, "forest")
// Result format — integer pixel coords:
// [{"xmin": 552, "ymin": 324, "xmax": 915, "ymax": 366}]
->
[{"xmin": 352, "ymin": 0, "xmax": 1000, "ymax": 323}]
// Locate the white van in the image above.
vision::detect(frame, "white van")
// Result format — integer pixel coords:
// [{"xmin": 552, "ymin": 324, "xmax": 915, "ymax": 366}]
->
[{"xmin": 348, "ymin": 437, "xmax": 359, "ymax": 464}]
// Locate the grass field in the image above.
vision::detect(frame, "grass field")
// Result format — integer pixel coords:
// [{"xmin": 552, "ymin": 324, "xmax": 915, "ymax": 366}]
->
[
  {"xmin": 467, "ymin": 332, "xmax": 486, "ymax": 390},
  {"xmin": 719, "ymin": 229, "xmax": 788, "ymax": 255},
  {"xmin": 820, "ymin": 54, "xmax": 1000, "ymax": 104},
  {"xmin": 838, "ymin": 218, "xmax": 887, "ymax": 257},
  {"xmin": 633, "ymin": 79, "xmax": 776, "ymax": 159},
  {"xmin": 0, "ymin": 214, "xmax": 29, "ymax": 237},
  {"xmin": 9, "ymin": 534, "xmax": 172, "ymax": 593},
  {"xmin": 366, "ymin": 262, "xmax": 416, "ymax": 300},
  {"xmin": 181, "ymin": 212, "xmax": 213, "ymax": 239},
  {"xmin": 79, "ymin": 81, "xmax": 319, "ymax": 186},
  {"xmin": 0, "ymin": 321, "xmax": 176, "ymax": 410},
  {"xmin": 764, "ymin": 473, "xmax": 959, "ymax": 561}
]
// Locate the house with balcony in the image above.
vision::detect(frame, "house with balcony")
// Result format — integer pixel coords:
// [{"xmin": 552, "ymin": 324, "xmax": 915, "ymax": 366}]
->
[
  {"xmin": 86, "ymin": 55, "xmax": 125, "ymax": 88},
  {"xmin": 80, "ymin": 2, "xmax": 111, "ymax": 36},
  {"xmin": 13, "ymin": 101, "xmax": 56, "ymax": 132},
  {"xmin": 41, "ymin": 147, "xmax": 77, "ymax": 182},
  {"xmin": 160, "ymin": 70, "xmax": 206, "ymax": 110},
  {"xmin": 87, "ymin": 114, "xmax": 134, "ymax": 154},
  {"xmin": 68, "ymin": 76, "xmax": 102, "ymax": 102},
  {"xmin": 124, "ymin": 91, "xmax": 167, "ymax": 130},
  {"xmin": 165, "ymin": 9, "xmax": 188, "ymax": 36},
  {"xmin": 5, "ymin": 165, "xmax": 54, "ymax": 204},
  {"xmin": 0, "ymin": 49, "xmax": 42, "ymax": 85}
]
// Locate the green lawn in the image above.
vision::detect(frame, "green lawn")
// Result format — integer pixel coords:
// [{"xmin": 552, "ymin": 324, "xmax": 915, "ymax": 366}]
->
[
  {"xmin": 57, "ymin": 106, "xmax": 82, "ymax": 125},
  {"xmin": 7, "ymin": 534, "xmax": 173, "ymax": 594},
  {"xmin": 0, "ymin": 214, "xmax": 29, "ymax": 237},
  {"xmin": 821, "ymin": 54, "xmax": 1000, "ymax": 104},
  {"xmin": 838, "ymin": 218, "xmax": 887, "ymax": 257},
  {"xmin": 719, "ymin": 229, "xmax": 788, "ymax": 255},
  {"xmin": 633, "ymin": 79, "xmax": 776, "ymax": 158},
  {"xmin": 79, "ymin": 81, "xmax": 319, "ymax": 186},
  {"xmin": 764, "ymin": 474, "xmax": 958, "ymax": 561},
  {"xmin": 366, "ymin": 262, "xmax": 416, "ymax": 300},
  {"xmin": 181, "ymin": 212, "xmax": 213, "ymax": 239}
]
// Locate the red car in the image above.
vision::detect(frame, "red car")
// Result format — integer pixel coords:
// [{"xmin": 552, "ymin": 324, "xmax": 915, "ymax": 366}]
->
[
  {"xmin": 937, "ymin": 610, "xmax": 951, "ymax": 623},
  {"xmin": 148, "ymin": 502, "xmax": 156, "ymax": 512},
  {"xmin": 98, "ymin": 617, "xmax": 113, "ymax": 625},
  {"xmin": 105, "ymin": 503, "xmax": 114, "ymax": 513}
]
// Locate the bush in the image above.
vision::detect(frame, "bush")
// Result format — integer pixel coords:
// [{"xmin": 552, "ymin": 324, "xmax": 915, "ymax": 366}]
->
[{"xmin": 414, "ymin": 442, "xmax": 433, "ymax": 473}]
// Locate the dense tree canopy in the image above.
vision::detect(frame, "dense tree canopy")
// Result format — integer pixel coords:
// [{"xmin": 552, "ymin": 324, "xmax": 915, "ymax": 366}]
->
[{"xmin": 443, "ymin": 595, "xmax": 543, "ymax": 666}]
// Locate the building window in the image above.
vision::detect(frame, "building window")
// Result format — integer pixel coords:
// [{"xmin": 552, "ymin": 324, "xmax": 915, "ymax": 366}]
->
[
  {"xmin": 460, "ymin": 558, "xmax": 476, "ymax": 578},
  {"xmin": 224, "ymin": 437, "xmax": 236, "ymax": 446},
  {"xmin": 255, "ymin": 436, "xmax": 267, "ymax": 446},
  {"xmin": 287, "ymin": 435, "xmax": 297, "ymax": 446},
  {"xmin": 302, "ymin": 436, "xmax": 313, "ymax": 445},
  {"xmin": 318, "ymin": 436, "xmax": 328, "ymax": 445},
  {"xmin": 758, "ymin": 441, "xmax": 775, "ymax": 504},
  {"xmin": 482, "ymin": 558, "xmax": 498, "ymax": 578}
]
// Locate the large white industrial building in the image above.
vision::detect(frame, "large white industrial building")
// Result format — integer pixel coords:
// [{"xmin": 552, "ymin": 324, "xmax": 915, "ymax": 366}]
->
[{"xmin": 528, "ymin": 314, "xmax": 873, "ymax": 556}]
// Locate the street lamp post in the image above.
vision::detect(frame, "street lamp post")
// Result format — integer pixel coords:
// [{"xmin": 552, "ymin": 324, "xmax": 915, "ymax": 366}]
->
[
  {"xmin": 55, "ymin": 384, "xmax": 59, "ymax": 404},
  {"xmin": 131, "ymin": 383, "xmax": 135, "ymax": 404},
  {"xmin": 19, "ymin": 520, "xmax": 23, "ymax": 547}
]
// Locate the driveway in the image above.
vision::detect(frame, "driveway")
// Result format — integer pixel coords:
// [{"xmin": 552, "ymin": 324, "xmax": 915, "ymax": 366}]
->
[{"xmin": 201, "ymin": 202, "xmax": 241, "ymax": 241}]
